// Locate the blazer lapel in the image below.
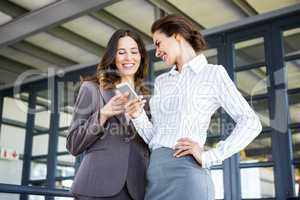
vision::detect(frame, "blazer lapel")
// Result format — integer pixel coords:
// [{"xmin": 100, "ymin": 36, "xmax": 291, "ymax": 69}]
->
[{"xmin": 98, "ymin": 86, "xmax": 126, "ymax": 124}]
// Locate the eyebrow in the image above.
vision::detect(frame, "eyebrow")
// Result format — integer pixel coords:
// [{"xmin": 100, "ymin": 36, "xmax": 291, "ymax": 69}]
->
[{"xmin": 117, "ymin": 47, "xmax": 139, "ymax": 51}]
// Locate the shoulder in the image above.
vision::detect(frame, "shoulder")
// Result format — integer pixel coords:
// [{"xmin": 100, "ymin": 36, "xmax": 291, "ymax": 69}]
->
[
  {"xmin": 201, "ymin": 64, "xmax": 228, "ymax": 79},
  {"xmin": 77, "ymin": 81, "xmax": 100, "ymax": 101},
  {"xmin": 80, "ymin": 81, "xmax": 99, "ymax": 91},
  {"xmin": 203, "ymin": 63, "xmax": 225, "ymax": 73}
]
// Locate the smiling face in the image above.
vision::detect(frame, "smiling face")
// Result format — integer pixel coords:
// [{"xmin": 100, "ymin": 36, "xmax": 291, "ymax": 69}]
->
[
  {"xmin": 115, "ymin": 36, "xmax": 141, "ymax": 80},
  {"xmin": 153, "ymin": 31, "xmax": 180, "ymax": 66}
]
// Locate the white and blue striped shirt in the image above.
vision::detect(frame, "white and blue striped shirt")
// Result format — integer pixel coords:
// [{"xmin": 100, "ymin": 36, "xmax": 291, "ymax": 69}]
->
[{"xmin": 132, "ymin": 54, "xmax": 262, "ymax": 168}]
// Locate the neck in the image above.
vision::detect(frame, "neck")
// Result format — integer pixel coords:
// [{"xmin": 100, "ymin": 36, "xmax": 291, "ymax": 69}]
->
[
  {"xmin": 121, "ymin": 76, "xmax": 135, "ymax": 87},
  {"xmin": 175, "ymin": 43, "xmax": 196, "ymax": 72}
]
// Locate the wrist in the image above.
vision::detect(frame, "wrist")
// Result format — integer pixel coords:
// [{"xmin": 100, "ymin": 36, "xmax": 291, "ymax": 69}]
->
[{"xmin": 99, "ymin": 110, "xmax": 108, "ymax": 126}]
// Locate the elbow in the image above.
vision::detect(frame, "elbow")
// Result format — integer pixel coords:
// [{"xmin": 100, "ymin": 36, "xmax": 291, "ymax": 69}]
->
[
  {"xmin": 66, "ymin": 134, "xmax": 81, "ymax": 157},
  {"xmin": 67, "ymin": 144, "xmax": 81, "ymax": 157},
  {"xmin": 252, "ymin": 114, "xmax": 262, "ymax": 137}
]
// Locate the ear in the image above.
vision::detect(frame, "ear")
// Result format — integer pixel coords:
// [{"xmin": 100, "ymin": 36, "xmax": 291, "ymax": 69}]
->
[{"xmin": 174, "ymin": 33, "xmax": 182, "ymax": 42}]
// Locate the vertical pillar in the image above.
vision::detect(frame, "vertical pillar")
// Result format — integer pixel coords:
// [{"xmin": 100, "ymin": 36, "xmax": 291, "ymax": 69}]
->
[
  {"xmin": 266, "ymin": 26, "xmax": 295, "ymax": 198},
  {"xmin": 46, "ymin": 76, "xmax": 60, "ymax": 200},
  {"xmin": 20, "ymin": 89, "xmax": 37, "ymax": 200}
]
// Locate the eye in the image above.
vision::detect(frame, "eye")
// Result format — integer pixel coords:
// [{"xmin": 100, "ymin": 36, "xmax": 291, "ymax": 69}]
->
[
  {"xmin": 131, "ymin": 50, "xmax": 139, "ymax": 54},
  {"xmin": 118, "ymin": 50, "xmax": 125, "ymax": 54},
  {"xmin": 155, "ymin": 41, "xmax": 160, "ymax": 47}
]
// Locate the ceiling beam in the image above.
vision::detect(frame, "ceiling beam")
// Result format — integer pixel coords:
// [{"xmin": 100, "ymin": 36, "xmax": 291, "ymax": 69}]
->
[
  {"xmin": 90, "ymin": 10, "xmax": 153, "ymax": 45},
  {"xmin": 0, "ymin": 1, "xmax": 27, "ymax": 17},
  {"xmin": 11, "ymin": 41, "xmax": 77, "ymax": 67},
  {"xmin": 0, "ymin": 0, "xmax": 105, "ymax": 57},
  {"xmin": 0, "ymin": 55, "xmax": 33, "ymax": 74},
  {"xmin": 154, "ymin": 4, "xmax": 165, "ymax": 20},
  {"xmin": 0, "ymin": 0, "xmax": 120, "ymax": 48},
  {"xmin": 48, "ymin": 27, "xmax": 105, "ymax": 56},
  {"xmin": 230, "ymin": 0, "xmax": 258, "ymax": 16},
  {"xmin": 0, "ymin": 55, "xmax": 34, "ymax": 85},
  {"xmin": 147, "ymin": 0, "xmax": 205, "ymax": 30}
]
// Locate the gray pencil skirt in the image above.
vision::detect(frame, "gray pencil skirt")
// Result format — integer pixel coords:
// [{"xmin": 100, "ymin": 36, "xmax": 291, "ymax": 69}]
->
[{"xmin": 145, "ymin": 147, "xmax": 214, "ymax": 200}]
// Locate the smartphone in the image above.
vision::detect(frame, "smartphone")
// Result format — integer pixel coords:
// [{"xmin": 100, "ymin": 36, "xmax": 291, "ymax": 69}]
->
[{"xmin": 116, "ymin": 82, "xmax": 139, "ymax": 100}]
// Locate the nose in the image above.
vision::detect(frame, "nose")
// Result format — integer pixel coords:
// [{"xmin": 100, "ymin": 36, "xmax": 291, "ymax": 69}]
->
[{"xmin": 125, "ymin": 52, "xmax": 133, "ymax": 60}]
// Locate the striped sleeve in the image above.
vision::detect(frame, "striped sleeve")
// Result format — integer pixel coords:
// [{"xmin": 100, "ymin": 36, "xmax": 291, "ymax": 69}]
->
[
  {"xmin": 130, "ymin": 76, "xmax": 162, "ymax": 144},
  {"xmin": 202, "ymin": 65, "xmax": 262, "ymax": 168}
]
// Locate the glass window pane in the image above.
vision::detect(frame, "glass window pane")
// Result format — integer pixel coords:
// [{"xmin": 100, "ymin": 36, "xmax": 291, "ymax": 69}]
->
[
  {"xmin": 56, "ymin": 153, "xmax": 75, "ymax": 179},
  {"xmin": 205, "ymin": 137, "xmax": 220, "ymax": 151},
  {"xmin": 3, "ymin": 95, "xmax": 28, "ymax": 123},
  {"xmin": 0, "ymin": 193, "xmax": 73, "ymax": 200},
  {"xmin": 0, "ymin": 193, "xmax": 19, "ymax": 200},
  {"xmin": 234, "ymin": 37, "xmax": 265, "ymax": 67},
  {"xmin": 0, "ymin": 125, "xmax": 25, "ymax": 185},
  {"xmin": 56, "ymin": 163, "xmax": 74, "ymax": 190},
  {"xmin": 292, "ymin": 129, "xmax": 300, "ymax": 160},
  {"xmin": 241, "ymin": 167, "xmax": 275, "ymax": 198},
  {"xmin": 241, "ymin": 133, "xmax": 272, "ymax": 162},
  {"xmin": 294, "ymin": 165, "xmax": 300, "ymax": 197},
  {"xmin": 32, "ymin": 135, "xmax": 49, "ymax": 156},
  {"xmin": 0, "ymin": 125, "xmax": 25, "ymax": 155},
  {"xmin": 35, "ymin": 90, "xmax": 51, "ymax": 129},
  {"xmin": 202, "ymin": 48, "xmax": 218, "ymax": 65},
  {"xmin": 236, "ymin": 66, "xmax": 268, "ymax": 96},
  {"xmin": 286, "ymin": 59, "xmax": 300, "ymax": 90},
  {"xmin": 283, "ymin": 28, "xmax": 300, "ymax": 57},
  {"xmin": 30, "ymin": 163, "xmax": 47, "ymax": 182},
  {"xmin": 250, "ymin": 98, "xmax": 270, "ymax": 128},
  {"xmin": 59, "ymin": 107, "xmax": 73, "ymax": 129},
  {"xmin": 208, "ymin": 108, "xmax": 221, "ymax": 137},
  {"xmin": 35, "ymin": 109, "xmax": 50, "ymax": 129},
  {"xmin": 211, "ymin": 169, "xmax": 224, "ymax": 199},
  {"xmin": 59, "ymin": 81, "xmax": 78, "ymax": 128},
  {"xmin": 289, "ymin": 93, "xmax": 300, "ymax": 124},
  {"xmin": 154, "ymin": 61, "xmax": 169, "ymax": 77},
  {"xmin": 55, "ymin": 197, "xmax": 73, "ymax": 200}
]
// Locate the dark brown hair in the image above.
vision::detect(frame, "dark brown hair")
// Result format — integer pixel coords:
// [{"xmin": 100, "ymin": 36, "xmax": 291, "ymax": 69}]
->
[
  {"xmin": 151, "ymin": 15, "xmax": 207, "ymax": 52},
  {"xmin": 82, "ymin": 29, "xmax": 149, "ymax": 95}
]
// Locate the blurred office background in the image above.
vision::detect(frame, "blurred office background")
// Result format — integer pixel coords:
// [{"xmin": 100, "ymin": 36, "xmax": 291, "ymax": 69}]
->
[{"xmin": 0, "ymin": 0, "xmax": 299, "ymax": 199}]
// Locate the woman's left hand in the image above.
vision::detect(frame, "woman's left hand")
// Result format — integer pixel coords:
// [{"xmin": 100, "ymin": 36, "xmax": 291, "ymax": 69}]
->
[{"xmin": 174, "ymin": 137, "xmax": 204, "ymax": 166}]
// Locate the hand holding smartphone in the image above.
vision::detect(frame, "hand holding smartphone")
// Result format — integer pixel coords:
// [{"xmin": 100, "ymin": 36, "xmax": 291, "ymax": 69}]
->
[
  {"xmin": 116, "ymin": 82, "xmax": 145, "ymax": 119},
  {"xmin": 116, "ymin": 82, "xmax": 139, "ymax": 101}
]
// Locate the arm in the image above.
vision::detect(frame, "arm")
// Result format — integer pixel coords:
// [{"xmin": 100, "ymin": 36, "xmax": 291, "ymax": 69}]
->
[
  {"xmin": 129, "ymin": 79, "xmax": 161, "ymax": 144},
  {"xmin": 66, "ymin": 82, "xmax": 105, "ymax": 156},
  {"xmin": 131, "ymin": 109, "xmax": 155, "ymax": 144},
  {"xmin": 202, "ymin": 66, "xmax": 262, "ymax": 168}
]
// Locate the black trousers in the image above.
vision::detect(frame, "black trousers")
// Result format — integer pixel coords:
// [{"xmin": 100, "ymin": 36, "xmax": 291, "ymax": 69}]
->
[{"xmin": 74, "ymin": 184, "xmax": 133, "ymax": 200}]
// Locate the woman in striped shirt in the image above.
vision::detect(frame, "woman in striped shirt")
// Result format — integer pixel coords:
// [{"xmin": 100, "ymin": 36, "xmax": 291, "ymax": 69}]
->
[{"xmin": 125, "ymin": 15, "xmax": 262, "ymax": 200}]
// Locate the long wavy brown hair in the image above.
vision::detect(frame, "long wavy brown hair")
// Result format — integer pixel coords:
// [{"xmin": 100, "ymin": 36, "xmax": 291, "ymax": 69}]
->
[{"xmin": 82, "ymin": 29, "xmax": 149, "ymax": 95}]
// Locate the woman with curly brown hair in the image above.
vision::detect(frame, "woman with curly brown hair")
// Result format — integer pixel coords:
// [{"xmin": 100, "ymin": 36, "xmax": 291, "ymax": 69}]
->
[{"xmin": 67, "ymin": 29, "xmax": 150, "ymax": 200}]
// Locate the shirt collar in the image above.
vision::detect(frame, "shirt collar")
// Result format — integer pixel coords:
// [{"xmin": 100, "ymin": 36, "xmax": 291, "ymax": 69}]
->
[{"xmin": 168, "ymin": 54, "xmax": 207, "ymax": 76}]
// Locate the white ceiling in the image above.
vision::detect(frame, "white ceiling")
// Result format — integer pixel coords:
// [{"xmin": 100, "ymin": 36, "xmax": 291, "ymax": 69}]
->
[
  {"xmin": 8, "ymin": 0, "xmax": 58, "ymax": 11},
  {"xmin": 0, "ymin": 0, "xmax": 299, "ymax": 89}
]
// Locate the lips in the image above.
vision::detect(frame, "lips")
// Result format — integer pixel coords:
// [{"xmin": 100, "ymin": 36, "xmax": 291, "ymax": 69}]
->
[{"xmin": 122, "ymin": 63, "xmax": 135, "ymax": 69}]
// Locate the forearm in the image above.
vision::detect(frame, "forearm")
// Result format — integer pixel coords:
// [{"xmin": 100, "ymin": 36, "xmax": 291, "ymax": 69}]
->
[
  {"xmin": 131, "ymin": 110, "xmax": 155, "ymax": 144},
  {"xmin": 67, "ymin": 110, "xmax": 105, "ymax": 156},
  {"xmin": 202, "ymin": 114, "xmax": 262, "ymax": 168}
]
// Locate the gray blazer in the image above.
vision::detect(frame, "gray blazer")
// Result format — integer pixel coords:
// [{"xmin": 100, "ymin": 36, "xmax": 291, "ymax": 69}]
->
[{"xmin": 66, "ymin": 81, "xmax": 149, "ymax": 199}]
